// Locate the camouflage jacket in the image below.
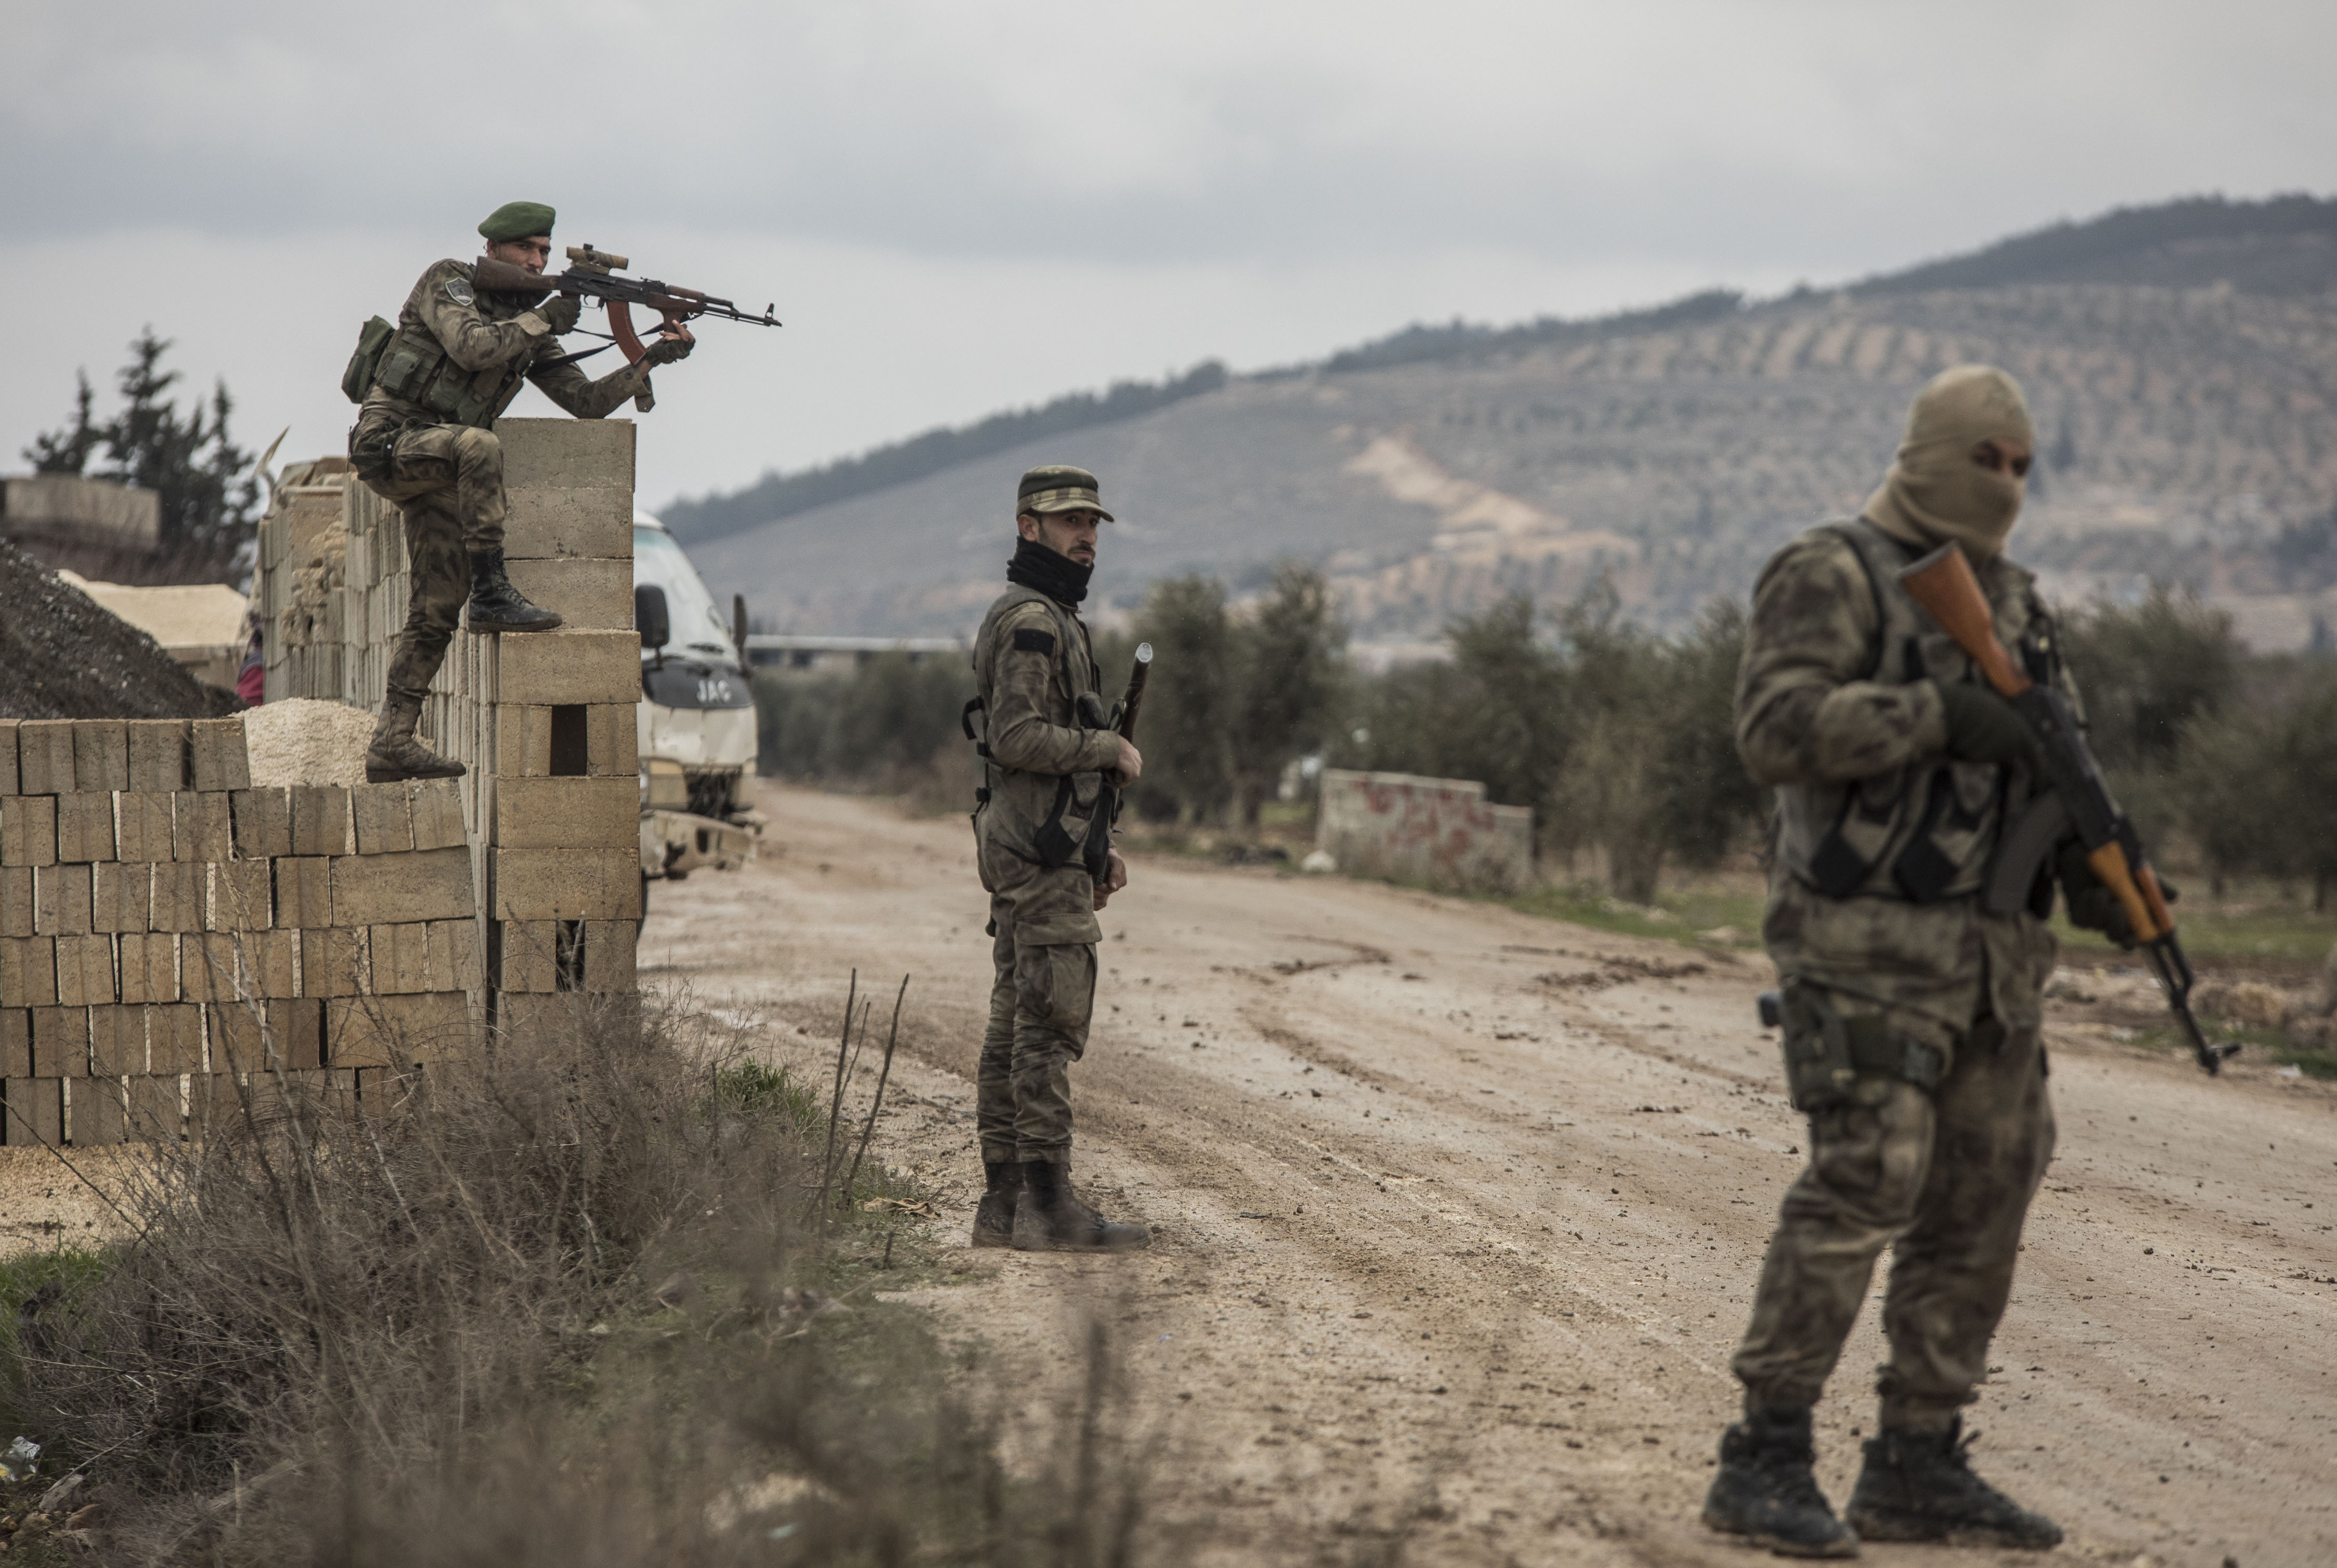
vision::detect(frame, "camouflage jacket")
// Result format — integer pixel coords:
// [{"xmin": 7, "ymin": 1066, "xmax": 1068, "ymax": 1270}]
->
[
  {"xmin": 971, "ymin": 584, "xmax": 1121, "ymax": 943},
  {"xmin": 1737, "ymin": 520, "xmax": 2077, "ymax": 1043},
  {"xmin": 359, "ymin": 259, "xmax": 656, "ymax": 433}
]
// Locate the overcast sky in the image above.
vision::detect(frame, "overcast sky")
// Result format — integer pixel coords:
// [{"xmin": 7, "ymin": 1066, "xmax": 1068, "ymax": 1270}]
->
[{"xmin": 6, "ymin": 0, "xmax": 2332, "ymax": 511}]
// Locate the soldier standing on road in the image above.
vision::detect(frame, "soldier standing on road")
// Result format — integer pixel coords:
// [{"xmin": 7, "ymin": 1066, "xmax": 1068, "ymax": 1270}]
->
[
  {"xmin": 1703, "ymin": 366, "xmax": 2135, "ymax": 1556},
  {"xmin": 966, "ymin": 465, "xmax": 1150, "ymax": 1253},
  {"xmin": 347, "ymin": 200, "xmax": 697, "ymax": 783}
]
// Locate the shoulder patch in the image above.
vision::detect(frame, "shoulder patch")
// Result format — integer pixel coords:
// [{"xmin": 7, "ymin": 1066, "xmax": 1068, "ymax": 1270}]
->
[
  {"xmin": 444, "ymin": 278, "xmax": 476, "ymax": 307},
  {"xmin": 1011, "ymin": 627, "xmax": 1057, "ymax": 655}
]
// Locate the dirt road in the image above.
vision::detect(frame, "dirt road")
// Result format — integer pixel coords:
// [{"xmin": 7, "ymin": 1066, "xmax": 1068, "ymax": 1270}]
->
[{"xmin": 646, "ymin": 783, "xmax": 2336, "ymax": 1567}]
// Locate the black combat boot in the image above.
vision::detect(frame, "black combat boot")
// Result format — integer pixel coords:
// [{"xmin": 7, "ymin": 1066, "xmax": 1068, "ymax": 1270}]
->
[
  {"xmin": 365, "ymin": 691, "xmax": 466, "ymax": 785},
  {"xmin": 1846, "ymin": 1419, "xmax": 2062, "ymax": 1549},
  {"xmin": 972, "ymin": 1160, "xmax": 1022, "ymax": 1249},
  {"xmin": 1701, "ymin": 1405, "xmax": 1860, "ymax": 1558},
  {"xmin": 464, "ymin": 548, "xmax": 563, "ymax": 633},
  {"xmin": 1010, "ymin": 1160, "xmax": 1150, "ymax": 1253}
]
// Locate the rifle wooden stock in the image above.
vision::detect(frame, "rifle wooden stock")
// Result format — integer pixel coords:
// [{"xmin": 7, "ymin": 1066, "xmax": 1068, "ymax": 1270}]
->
[{"xmin": 471, "ymin": 255, "xmax": 560, "ymax": 296}]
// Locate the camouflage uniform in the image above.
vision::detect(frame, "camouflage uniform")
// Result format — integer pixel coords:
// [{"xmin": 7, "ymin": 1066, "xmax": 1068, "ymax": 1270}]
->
[
  {"xmin": 349, "ymin": 259, "xmax": 663, "ymax": 698},
  {"xmin": 1729, "ymin": 517, "xmax": 2072, "ymax": 1431},
  {"xmin": 970, "ymin": 587, "xmax": 1120, "ymax": 1167}
]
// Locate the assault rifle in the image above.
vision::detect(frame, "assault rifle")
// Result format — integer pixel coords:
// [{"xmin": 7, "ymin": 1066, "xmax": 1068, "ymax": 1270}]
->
[
  {"xmin": 472, "ymin": 244, "xmax": 780, "ymax": 410},
  {"xmin": 1898, "ymin": 543, "xmax": 2240, "ymax": 1076}
]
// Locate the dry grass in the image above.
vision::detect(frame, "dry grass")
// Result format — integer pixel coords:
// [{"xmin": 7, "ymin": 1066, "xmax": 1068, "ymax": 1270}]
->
[{"xmin": 0, "ymin": 993, "xmax": 1149, "ymax": 1566}]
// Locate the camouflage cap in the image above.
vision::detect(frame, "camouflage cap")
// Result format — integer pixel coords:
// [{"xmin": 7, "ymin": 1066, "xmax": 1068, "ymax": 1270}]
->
[
  {"xmin": 1017, "ymin": 464, "xmax": 1114, "ymax": 522},
  {"xmin": 479, "ymin": 201, "xmax": 556, "ymax": 242}
]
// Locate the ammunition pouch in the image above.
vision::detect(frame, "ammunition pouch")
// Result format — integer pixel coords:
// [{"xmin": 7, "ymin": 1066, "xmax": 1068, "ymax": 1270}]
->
[
  {"xmin": 342, "ymin": 315, "xmax": 395, "ymax": 404},
  {"xmin": 1776, "ymin": 979, "xmax": 1942, "ymax": 1112}
]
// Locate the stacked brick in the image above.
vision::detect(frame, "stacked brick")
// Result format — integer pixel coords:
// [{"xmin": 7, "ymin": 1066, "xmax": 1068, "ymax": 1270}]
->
[
  {"xmin": 0, "ymin": 715, "xmax": 486, "ymax": 1145},
  {"xmin": 248, "ymin": 419, "xmax": 646, "ymax": 1073}
]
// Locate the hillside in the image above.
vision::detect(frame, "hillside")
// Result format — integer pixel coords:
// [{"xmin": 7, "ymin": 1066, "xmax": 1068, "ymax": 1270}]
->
[{"xmin": 686, "ymin": 195, "xmax": 2337, "ymax": 651}]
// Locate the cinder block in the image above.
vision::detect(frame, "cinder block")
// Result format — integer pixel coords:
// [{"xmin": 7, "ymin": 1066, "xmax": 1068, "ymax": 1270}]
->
[
  {"xmin": 149, "ymin": 1003, "xmax": 204, "ymax": 1072},
  {"xmin": 495, "ymin": 990, "xmax": 638, "ymax": 1051},
  {"xmin": 491, "ymin": 777, "xmax": 636, "ymax": 852},
  {"xmin": 207, "ymin": 999, "xmax": 303, "ymax": 1072},
  {"xmin": 7, "ymin": 1079, "xmax": 62, "ymax": 1147},
  {"xmin": 283, "ymin": 997, "xmax": 325, "ymax": 1070},
  {"xmin": 69, "ymin": 1076, "xmax": 127, "ymax": 1145},
  {"xmin": 128, "ymin": 1073, "xmax": 181, "ymax": 1141},
  {"xmin": 495, "ymin": 920, "xmax": 560, "ymax": 992},
  {"xmin": 502, "ymin": 486, "xmax": 635, "ymax": 561},
  {"xmin": 1, "ymin": 796, "xmax": 57, "ymax": 867},
  {"xmin": 0, "ymin": 721, "xmax": 16, "ymax": 796},
  {"xmin": 189, "ymin": 718, "xmax": 251, "ymax": 793},
  {"xmin": 89, "ymin": 1005, "xmax": 144, "ymax": 1075},
  {"xmin": 494, "ymin": 705, "xmax": 556, "ymax": 778},
  {"xmin": 428, "ymin": 919, "xmax": 482, "ymax": 992},
  {"xmin": 33, "ymin": 865, "xmax": 92, "ymax": 936},
  {"xmin": 56, "ymin": 792, "xmax": 117, "ymax": 863},
  {"xmin": 0, "ymin": 1011, "xmax": 27, "ymax": 1078},
  {"xmin": 497, "ymin": 631, "xmax": 641, "ymax": 707},
  {"xmin": 0, "ymin": 867, "xmax": 29, "ymax": 939},
  {"xmin": 489, "ymin": 849, "xmax": 640, "ymax": 921},
  {"xmin": 209, "ymin": 860, "xmax": 273, "ymax": 931},
  {"xmin": 54, "ymin": 934, "xmax": 116, "ymax": 1007},
  {"xmin": 500, "ymin": 417, "xmax": 636, "ymax": 492},
  {"xmin": 289, "ymin": 786, "xmax": 352, "ymax": 856},
  {"xmin": 126, "ymin": 720, "xmax": 190, "ymax": 791},
  {"xmin": 180, "ymin": 932, "xmax": 241, "ymax": 1004},
  {"xmin": 328, "ymin": 991, "xmax": 475, "ymax": 1068},
  {"xmin": 119, "ymin": 932, "xmax": 177, "ymax": 1004},
  {"xmin": 150, "ymin": 861, "xmax": 206, "ymax": 932},
  {"xmin": 505, "ymin": 557, "xmax": 633, "ymax": 631},
  {"xmin": 189, "ymin": 1073, "xmax": 241, "ymax": 1140},
  {"xmin": 351, "ymin": 783, "xmax": 414, "ymax": 855},
  {"xmin": 242, "ymin": 930, "xmax": 297, "ymax": 998},
  {"xmin": 91, "ymin": 862, "xmax": 152, "ymax": 934},
  {"xmin": 231, "ymin": 788, "xmax": 293, "ymax": 859},
  {"xmin": 302, "ymin": 926, "xmax": 368, "ymax": 998},
  {"xmin": 274, "ymin": 857, "xmax": 331, "ymax": 929},
  {"xmin": 173, "ymin": 793, "xmax": 231, "ymax": 862},
  {"xmin": 1, "ymin": 938, "xmax": 57, "ymax": 1008},
  {"xmin": 117, "ymin": 792, "xmax": 174, "ymax": 861},
  {"xmin": 584, "ymin": 920, "xmax": 636, "ymax": 993},
  {"xmin": 16, "ymin": 721, "xmax": 77, "ymax": 794},
  {"xmin": 32, "ymin": 1006, "xmax": 88, "ymax": 1075},
  {"xmin": 72, "ymin": 722, "xmax": 129, "ymax": 793},
  {"xmin": 587, "ymin": 704, "xmax": 638, "ymax": 776},
  {"xmin": 371, "ymin": 923, "xmax": 432, "ymax": 993},
  {"xmin": 331, "ymin": 846, "xmax": 475, "ymax": 926},
  {"xmin": 408, "ymin": 779, "xmax": 467, "ymax": 851},
  {"xmin": 354, "ymin": 1064, "xmax": 417, "ymax": 1117}
]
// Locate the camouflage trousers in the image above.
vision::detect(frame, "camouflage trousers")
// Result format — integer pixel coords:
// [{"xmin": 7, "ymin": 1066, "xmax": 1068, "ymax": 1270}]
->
[
  {"xmin": 358, "ymin": 422, "xmax": 507, "ymax": 700},
  {"xmin": 1730, "ymin": 991, "xmax": 2056, "ymax": 1430},
  {"xmin": 975, "ymin": 885, "xmax": 1097, "ymax": 1169}
]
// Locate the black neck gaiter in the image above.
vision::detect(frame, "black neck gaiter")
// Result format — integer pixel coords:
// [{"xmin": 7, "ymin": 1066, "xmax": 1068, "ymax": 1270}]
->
[{"xmin": 1006, "ymin": 537, "xmax": 1091, "ymax": 605}]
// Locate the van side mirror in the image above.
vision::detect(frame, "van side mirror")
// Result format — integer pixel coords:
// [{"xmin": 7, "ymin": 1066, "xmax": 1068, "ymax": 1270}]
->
[{"xmin": 635, "ymin": 585, "xmax": 670, "ymax": 653}]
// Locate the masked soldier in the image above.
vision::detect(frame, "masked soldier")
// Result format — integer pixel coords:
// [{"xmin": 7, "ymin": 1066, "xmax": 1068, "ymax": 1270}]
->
[
  {"xmin": 1704, "ymin": 366, "xmax": 2134, "ymax": 1556},
  {"xmin": 347, "ymin": 200, "xmax": 695, "ymax": 783},
  {"xmin": 966, "ymin": 465, "xmax": 1149, "ymax": 1253}
]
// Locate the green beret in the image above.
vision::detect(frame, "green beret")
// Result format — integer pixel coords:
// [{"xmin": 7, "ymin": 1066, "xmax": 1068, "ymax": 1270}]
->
[
  {"xmin": 479, "ymin": 201, "xmax": 556, "ymax": 243},
  {"xmin": 1017, "ymin": 464, "xmax": 1114, "ymax": 521}
]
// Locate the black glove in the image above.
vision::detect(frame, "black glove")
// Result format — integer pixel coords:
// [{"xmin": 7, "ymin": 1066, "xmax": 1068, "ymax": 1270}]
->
[
  {"xmin": 1934, "ymin": 680, "xmax": 2039, "ymax": 769},
  {"xmin": 532, "ymin": 295, "xmax": 582, "ymax": 334},
  {"xmin": 2056, "ymin": 839, "xmax": 2133, "ymax": 947},
  {"xmin": 642, "ymin": 330, "xmax": 694, "ymax": 368}
]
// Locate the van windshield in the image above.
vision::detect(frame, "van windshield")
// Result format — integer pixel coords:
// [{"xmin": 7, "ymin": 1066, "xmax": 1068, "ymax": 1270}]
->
[{"xmin": 634, "ymin": 525, "xmax": 734, "ymax": 657}]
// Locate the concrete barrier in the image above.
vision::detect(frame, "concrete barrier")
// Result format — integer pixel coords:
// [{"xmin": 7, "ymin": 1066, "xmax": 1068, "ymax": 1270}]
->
[{"xmin": 1315, "ymin": 768, "xmax": 1533, "ymax": 893}]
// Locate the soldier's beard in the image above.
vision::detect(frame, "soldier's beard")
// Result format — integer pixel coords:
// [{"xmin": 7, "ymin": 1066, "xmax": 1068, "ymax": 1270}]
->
[{"xmin": 1006, "ymin": 536, "xmax": 1092, "ymax": 605}]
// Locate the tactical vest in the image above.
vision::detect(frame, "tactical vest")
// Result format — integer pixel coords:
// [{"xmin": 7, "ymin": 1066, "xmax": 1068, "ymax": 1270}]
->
[
  {"xmin": 1775, "ymin": 520, "xmax": 2062, "ymax": 906},
  {"xmin": 368, "ymin": 264, "xmax": 540, "ymax": 429},
  {"xmin": 966, "ymin": 586, "xmax": 1115, "ymax": 881}
]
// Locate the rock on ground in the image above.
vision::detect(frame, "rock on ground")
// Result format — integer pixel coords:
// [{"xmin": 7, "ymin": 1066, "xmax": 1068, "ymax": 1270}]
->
[
  {"xmin": 0, "ymin": 537, "xmax": 244, "ymax": 720},
  {"xmin": 244, "ymin": 698, "xmax": 378, "ymax": 787}
]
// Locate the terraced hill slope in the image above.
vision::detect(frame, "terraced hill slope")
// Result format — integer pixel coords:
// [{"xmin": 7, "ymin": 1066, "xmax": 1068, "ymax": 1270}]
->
[{"xmin": 690, "ymin": 197, "xmax": 2337, "ymax": 651}]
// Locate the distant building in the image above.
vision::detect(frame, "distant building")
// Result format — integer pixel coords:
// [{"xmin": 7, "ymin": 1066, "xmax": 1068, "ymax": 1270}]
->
[
  {"xmin": 743, "ymin": 633, "xmax": 966, "ymax": 679},
  {"xmin": 1, "ymin": 474, "xmax": 160, "ymax": 577}
]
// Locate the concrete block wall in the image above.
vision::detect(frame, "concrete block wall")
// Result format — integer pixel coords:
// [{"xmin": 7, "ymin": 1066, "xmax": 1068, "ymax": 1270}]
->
[
  {"xmin": 0, "ymin": 714, "xmax": 486, "ymax": 1145},
  {"xmin": 1315, "ymin": 768, "xmax": 1535, "ymax": 894},
  {"xmin": 250, "ymin": 419, "xmax": 643, "ymax": 1065}
]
